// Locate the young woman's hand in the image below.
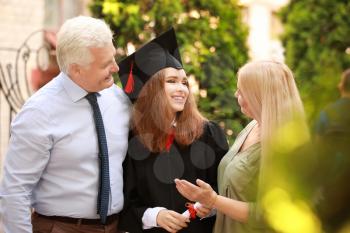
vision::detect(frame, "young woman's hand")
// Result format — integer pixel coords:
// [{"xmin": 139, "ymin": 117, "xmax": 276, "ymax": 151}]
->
[{"xmin": 156, "ymin": 209, "xmax": 190, "ymax": 232}]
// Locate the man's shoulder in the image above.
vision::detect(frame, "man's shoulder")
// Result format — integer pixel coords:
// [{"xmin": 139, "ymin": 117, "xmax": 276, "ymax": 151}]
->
[
  {"xmin": 324, "ymin": 98, "xmax": 350, "ymax": 111},
  {"xmin": 102, "ymin": 84, "xmax": 131, "ymax": 105},
  {"xmin": 320, "ymin": 99, "xmax": 349, "ymax": 122},
  {"xmin": 22, "ymin": 76, "xmax": 64, "ymax": 111}
]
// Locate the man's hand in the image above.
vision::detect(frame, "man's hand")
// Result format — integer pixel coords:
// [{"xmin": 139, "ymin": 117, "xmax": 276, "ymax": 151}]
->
[{"xmin": 156, "ymin": 209, "xmax": 190, "ymax": 232}]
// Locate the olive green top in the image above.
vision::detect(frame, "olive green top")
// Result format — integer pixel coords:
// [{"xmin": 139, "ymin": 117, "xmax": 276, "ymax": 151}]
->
[{"xmin": 213, "ymin": 120, "xmax": 273, "ymax": 233}]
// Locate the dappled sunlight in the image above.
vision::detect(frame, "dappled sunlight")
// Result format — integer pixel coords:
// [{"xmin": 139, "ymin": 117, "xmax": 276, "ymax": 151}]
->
[
  {"xmin": 271, "ymin": 119, "xmax": 309, "ymax": 154},
  {"xmin": 263, "ymin": 188, "xmax": 322, "ymax": 233},
  {"xmin": 338, "ymin": 222, "xmax": 350, "ymax": 233}
]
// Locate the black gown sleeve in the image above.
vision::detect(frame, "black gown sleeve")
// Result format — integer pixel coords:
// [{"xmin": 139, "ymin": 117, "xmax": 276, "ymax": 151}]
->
[
  {"xmin": 204, "ymin": 121, "xmax": 229, "ymax": 192},
  {"xmin": 119, "ymin": 134, "xmax": 147, "ymax": 233}
]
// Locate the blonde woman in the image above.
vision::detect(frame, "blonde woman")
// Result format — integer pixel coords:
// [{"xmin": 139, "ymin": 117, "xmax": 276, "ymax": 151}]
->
[{"xmin": 175, "ymin": 61, "xmax": 309, "ymax": 233}]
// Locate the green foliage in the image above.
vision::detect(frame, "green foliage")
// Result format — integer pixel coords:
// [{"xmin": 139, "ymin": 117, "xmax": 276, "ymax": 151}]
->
[
  {"xmin": 279, "ymin": 0, "xmax": 350, "ymax": 122},
  {"xmin": 90, "ymin": 0, "xmax": 249, "ymax": 144}
]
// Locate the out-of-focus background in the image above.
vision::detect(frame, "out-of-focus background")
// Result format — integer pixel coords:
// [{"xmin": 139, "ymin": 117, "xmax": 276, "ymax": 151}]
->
[
  {"xmin": 0, "ymin": 0, "xmax": 295, "ymax": 171},
  {"xmin": 0, "ymin": 0, "xmax": 349, "ymax": 232},
  {"xmin": 0, "ymin": 0, "xmax": 288, "ymax": 168}
]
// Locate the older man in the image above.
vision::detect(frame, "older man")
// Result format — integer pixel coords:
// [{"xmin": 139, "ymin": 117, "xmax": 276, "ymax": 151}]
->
[{"xmin": 0, "ymin": 16, "xmax": 130, "ymax": 233}]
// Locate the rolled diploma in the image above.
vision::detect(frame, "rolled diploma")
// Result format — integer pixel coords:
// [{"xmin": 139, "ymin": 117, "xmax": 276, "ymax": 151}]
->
[{"xmin": 181, "ymin": 202, "xmax": 202, "ymax": 218}]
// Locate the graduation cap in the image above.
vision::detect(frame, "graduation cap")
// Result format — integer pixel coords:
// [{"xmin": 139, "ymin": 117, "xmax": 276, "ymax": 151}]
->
[{"xmin": 118, "ymin": 27, "xmax": 183, "ymax": 102}]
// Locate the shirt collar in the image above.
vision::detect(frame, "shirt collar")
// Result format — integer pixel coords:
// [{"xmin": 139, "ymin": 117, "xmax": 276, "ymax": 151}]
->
[{"xmin": 60, "ymin": 72, "xmax": 102, "ymax": 102}]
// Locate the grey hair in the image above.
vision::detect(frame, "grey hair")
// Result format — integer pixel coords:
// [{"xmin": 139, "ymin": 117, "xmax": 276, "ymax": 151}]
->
[{"xmin": 56, "ymin": 16, "xmax": 114, "ymax": 74}]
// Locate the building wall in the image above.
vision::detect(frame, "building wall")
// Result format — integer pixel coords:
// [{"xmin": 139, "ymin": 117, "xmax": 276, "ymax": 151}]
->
[
  {"xmin": 0, "ymin": 0, "xmax": 91, "ymax": 177},
  {"xmin": 0, "ymin": 0, "xmax": 45, "ymax": 177},
  {"xmin": 239, "ymin": 0, "xmax": 289, "ymax": 61}
]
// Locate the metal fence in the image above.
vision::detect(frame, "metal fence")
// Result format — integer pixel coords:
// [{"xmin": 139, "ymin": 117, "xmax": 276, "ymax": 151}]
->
[{"xmin": 0, "ymin": 30, "xmax": 56, "ymax": 163}]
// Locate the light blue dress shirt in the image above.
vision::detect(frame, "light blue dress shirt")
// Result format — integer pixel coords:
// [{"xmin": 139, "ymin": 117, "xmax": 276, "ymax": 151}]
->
[{"xmin": 0, "ymin": 72, "xmax": 131, "ymax": 233}]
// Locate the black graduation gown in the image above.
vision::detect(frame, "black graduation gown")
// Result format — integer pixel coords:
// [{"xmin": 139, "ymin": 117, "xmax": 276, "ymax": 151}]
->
[{"xmin": 119, "ymin": 121, "xmax": 229, "ymax": 233}]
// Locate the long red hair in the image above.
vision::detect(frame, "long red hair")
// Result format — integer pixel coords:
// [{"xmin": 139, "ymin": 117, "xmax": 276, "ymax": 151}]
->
[{"xmin": 132, "ymin": 69, "xmax": 207, "ymax": 152}]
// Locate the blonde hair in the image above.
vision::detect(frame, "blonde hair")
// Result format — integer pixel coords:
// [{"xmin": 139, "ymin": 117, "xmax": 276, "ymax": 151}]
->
[
  {"xmin": 237, "ymin": 60, "xmax": 310, "ymax": 202},
  {"xmin": 237, "ymin": 60, "xmax": 308, "ymax": 142}
]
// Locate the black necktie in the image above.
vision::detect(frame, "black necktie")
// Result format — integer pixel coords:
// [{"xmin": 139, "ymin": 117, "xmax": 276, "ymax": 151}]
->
[{"xmin": 85, "ymin": 93, "xmax": 110, "ymax": 224}]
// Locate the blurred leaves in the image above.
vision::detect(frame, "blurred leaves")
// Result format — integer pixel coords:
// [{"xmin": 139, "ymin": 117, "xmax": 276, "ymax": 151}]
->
[
  {"xmin": 90, "ymin": 0, "xmax": 249, "ymax": 144},
  {"xmin": 279, "ymin": 0, "xmax": 350, "ymax": 122}
]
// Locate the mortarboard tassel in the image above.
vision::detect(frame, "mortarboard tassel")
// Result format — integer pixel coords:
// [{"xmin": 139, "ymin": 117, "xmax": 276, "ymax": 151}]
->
[{"xmin": 125, "ymin": 61, "xmax": 134, "ymax": 93}]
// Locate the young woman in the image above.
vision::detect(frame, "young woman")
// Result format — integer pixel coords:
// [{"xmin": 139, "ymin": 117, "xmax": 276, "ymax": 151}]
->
[
  {"xmin": 175, "ymin": 60, "xmax": 310, "ymax": 233},
  {"xmin": 118, "ymin": 28, "xmax": 229, "ymax": 233}
]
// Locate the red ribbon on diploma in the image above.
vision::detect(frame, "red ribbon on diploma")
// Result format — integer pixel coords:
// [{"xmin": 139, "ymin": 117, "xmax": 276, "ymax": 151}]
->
[{"xmin": 185, "ymin": 202, "xmax": 197, "ymax": 220}]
